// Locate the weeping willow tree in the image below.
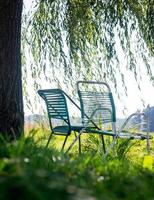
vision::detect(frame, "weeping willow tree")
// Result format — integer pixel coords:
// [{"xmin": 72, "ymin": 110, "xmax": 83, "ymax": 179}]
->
[
  {"xmin": 23, "ymin": 0, "xmax": 154, "ymax": 83},
  {"xmin": 1, "ymin": 0, "xmax": 153, "ymax": 137},
  {"xmin": 22, "ymin": 0, "xmax": 153, "ymax": 118},
  {"xmin": 22, "ymin": 0, "xmax": 154, "ymax": 110}
]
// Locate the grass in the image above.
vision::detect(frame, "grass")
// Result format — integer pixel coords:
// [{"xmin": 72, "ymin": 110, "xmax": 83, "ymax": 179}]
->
[{"xmin": 0, "ymin": 129, "xmax": 154, "ymax": 200}]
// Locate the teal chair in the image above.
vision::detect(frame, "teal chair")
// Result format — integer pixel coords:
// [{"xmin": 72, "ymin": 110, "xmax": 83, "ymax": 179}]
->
[
  {"xmin": 38, "ymin": 89, "xmax": 83, "ymax": 152},
  {"xmin": 66, "ymin": 81, "xmax": 152, "ymax": 153}
]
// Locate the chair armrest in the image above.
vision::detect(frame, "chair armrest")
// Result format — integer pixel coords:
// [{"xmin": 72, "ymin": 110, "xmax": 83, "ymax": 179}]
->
[
  {"xmin": 118, "ymin": 112, "xmax": 148, "ymax": 133},
  {"xmin": 62, "ymin": 91, "xmax": 81, "ymax": 112}
]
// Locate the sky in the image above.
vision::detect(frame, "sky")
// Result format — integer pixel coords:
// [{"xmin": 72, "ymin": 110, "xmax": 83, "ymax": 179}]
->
[{"xmin": 23, "ymin": 0, "xmax": 154, "ymax": 119}]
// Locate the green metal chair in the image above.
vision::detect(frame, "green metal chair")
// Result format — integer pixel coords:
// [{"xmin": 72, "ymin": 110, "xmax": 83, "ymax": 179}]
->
[
  {"xmin": 38, "ymin": 89, "xmax": 83, "ymax": 152},
  {"xmin": 66, "ymin": 81, "xmax": 152, "ymax": 154}
]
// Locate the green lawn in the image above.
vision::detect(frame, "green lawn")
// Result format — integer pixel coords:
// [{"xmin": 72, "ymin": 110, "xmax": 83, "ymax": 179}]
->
[{"xmin": 0, "ymin": 129, "xmax": 154, "ymax": 200}]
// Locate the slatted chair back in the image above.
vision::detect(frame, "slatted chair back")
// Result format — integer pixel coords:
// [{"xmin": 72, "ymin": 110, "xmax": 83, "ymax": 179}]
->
[
  {"xmin": 38, "ymin": 89, "xmax": 71, "ymax": 134},
  {"xmin": 77, "ymin": 81, "xmax": 116, "ymax": 128}
]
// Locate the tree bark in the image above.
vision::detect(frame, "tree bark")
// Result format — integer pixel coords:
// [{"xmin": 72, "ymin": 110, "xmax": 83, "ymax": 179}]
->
[{"xmin": 0, "ymin": 0, "xmax": 24, "ymax": 139}]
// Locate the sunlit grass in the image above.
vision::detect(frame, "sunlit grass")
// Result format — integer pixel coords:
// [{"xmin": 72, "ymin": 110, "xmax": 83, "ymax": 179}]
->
[{"xmin": 0, "ymin": 127, "xmax": 154, "ymax": 199}]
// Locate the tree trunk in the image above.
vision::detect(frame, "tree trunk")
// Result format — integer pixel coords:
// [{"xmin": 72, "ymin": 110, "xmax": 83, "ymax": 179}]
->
[{"xmin": 0, "ymin": 0, "xmax": 24, "ymax": 139}]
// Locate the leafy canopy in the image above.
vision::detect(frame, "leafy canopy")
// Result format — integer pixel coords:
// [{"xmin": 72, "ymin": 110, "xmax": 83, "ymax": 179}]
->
[{"xmin": 22, "ymin": 0, "xmax": 154, "ymax": 96}]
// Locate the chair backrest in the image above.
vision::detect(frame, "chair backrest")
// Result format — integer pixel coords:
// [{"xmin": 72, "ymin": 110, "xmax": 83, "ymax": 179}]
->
[
  {"xmin": 77, "ymin": 81, "xmax": 116, "ymax": 127},
  {"xmin": 38, "ymin": 89, "xmax": 71, "ymax": 130}
]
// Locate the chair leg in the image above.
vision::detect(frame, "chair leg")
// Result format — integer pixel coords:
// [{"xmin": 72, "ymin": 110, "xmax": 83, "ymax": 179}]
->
[
  {"xmin": 46, "ymin": 132, "xmax": 53, "ymax": 148},
  {"xmin": 74, "ymin": 132, "xmax": 77, "ymax": 137},
  {"xmin": 101, "ymin": 134, "xmax": 106, "ymax": 153},
  {"xmin": 146, "ymin": 133, "xmax": 150, "ymax": 153},
  {"xmin": 66, "ymin": 131, "xmax": 83, "ymax": 153},
  {"xmin": 74, "ymin": 131, "xmax": 81, "ymax": 154},
  {"xmin": 104, "ymin": 136, "xmax": 117, "ymax": 158},
  {"xmin": 78, "ymin": 135, "xmax": 81, "ymax": 154},
  {"xmin": 61, "ymin": 135, "xmax": 69, "ymax": 151}
]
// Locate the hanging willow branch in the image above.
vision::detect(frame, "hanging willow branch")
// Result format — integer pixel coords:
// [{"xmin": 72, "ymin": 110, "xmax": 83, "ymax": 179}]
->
[{"xmin": 22, "ymin": 0, "xmax": 154, "ymax": 102}]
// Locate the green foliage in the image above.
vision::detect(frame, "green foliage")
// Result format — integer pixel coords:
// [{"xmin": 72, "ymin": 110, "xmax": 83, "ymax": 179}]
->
[
  {"xmin": 22, "ymin": 0, "xmax": 154, "ymax": 97},
  {"xmin": 0, "ymin": 131, "xmax": 154, "ymax": 199}
]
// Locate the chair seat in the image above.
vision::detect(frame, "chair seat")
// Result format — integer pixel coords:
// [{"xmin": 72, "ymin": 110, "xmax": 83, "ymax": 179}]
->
[
  {"xmin": 52, "ymin": 125, "xmax": 84, "ymax": 135},
  {"xmin": 52, "ymin": 126, "xmax": 70, "ymax": 135},
  {"xmin": 117, "ymin": 132, "xmax": 152, "ymax": 140},
  {"xmin": 82, "ymin": 128, "xmax": 152, "ymax": 140},
  {"xmin": 83, "ymin": 128, "xmax": 114, "ymax": 136}
]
